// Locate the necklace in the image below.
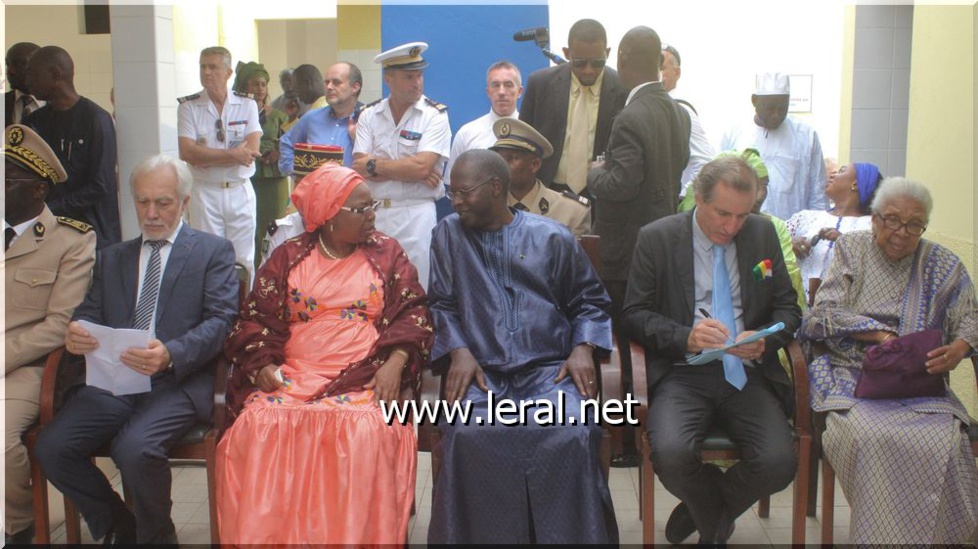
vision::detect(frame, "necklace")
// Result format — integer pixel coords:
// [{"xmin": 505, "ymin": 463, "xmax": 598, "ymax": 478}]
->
[{"xmin": 318, "ymin": 233, "xmax": 356, "ymax": 260}]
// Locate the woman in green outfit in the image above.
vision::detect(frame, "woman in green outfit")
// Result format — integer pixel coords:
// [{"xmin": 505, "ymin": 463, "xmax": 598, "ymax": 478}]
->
[{"xmin": 234, "ymin": 61, "xmax": 290, "ymax": 270}]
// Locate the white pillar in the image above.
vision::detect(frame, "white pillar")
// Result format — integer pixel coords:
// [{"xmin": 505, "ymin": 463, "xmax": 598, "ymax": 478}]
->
[{"xmin": 110, "ymin": 5, "xmax": 178, "ymax": 239}]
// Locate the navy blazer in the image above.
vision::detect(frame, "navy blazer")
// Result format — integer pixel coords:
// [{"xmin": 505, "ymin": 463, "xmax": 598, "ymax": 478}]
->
[
  {"xmin": 72, "ymin": 224, "xmax": 238, "ymax": 418},
  {"xmin": 519, "ymin": 63, "xmax": 628, "ymax": 186},
  {"xmin": 621, "ymin": 211, "xmax": 801, "ymax": 411}
]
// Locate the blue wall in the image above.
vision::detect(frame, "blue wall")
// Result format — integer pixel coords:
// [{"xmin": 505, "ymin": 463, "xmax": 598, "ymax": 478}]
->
[{"xmin": 380, "ymin": 2, "xmax": 551, "ymax": 135}]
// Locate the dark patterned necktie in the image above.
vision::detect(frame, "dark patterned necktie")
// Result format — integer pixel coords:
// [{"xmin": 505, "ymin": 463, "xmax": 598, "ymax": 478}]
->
[
  {"xmin": 5, "ymin": 227, "xmax": 16, "ymax": 251},
  {"xmin": 132, "ymin": 240, "xmax": 166, "ymax": 330}
]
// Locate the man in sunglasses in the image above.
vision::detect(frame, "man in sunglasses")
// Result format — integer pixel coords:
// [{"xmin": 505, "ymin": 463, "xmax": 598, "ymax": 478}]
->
[
  {"xmin": 177, "ymin": 46, "xmax": 262, "ymax": 285},
  {"xmin": 520, "ymin": 19, "xmax": 628, "ymax": 197}
]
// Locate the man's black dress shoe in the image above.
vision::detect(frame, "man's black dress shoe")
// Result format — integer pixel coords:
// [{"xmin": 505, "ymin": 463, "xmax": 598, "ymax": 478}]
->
[
  {"xmin": 102, "ymin": 510, "xmax": 136, "ymax": 546},
  {"xmin": 665, "ymin": 502, "xmax": 696, "ymax": 544}
]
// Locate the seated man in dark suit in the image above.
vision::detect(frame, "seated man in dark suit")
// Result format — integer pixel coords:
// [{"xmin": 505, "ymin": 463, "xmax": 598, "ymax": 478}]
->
[
  {"xmin": 34, "ymin": 154, "xmax": 238, "ymax": 544},
  {"xmin": 622, "ymin": 156, "xmax": 801, "ymax": 544}
]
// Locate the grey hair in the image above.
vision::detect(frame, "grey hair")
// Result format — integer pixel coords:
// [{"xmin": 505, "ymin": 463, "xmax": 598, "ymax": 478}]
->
[
  {"xmin": 200, "ymin": 46, "xmax": 232, "ymax": 71},
  {"xmin": 870, "ymin": 176, "xmax": 933, "ymax": 220},
  {"xmin": 130, "ymin": 154, "xmax": 194, "ymax": 199},
  {"xmin": 693, "ymin": 155, "xmax": 757, "ymax": 203},
  {"xmin": 486, "ymin": 60, "xmax": 522, "ymax": 87}
]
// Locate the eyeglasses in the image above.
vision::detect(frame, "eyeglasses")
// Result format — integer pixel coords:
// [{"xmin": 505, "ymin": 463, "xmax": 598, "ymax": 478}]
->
[
  {"xmin": 215, "ymin": 119, "xmax": 225, "ymax": 143},
  {"xmin": 446, "ymin": 176, "xmax": 497, "ymax": 200},
  {"xmin": 875, "ymin": 214, "xmax": 927, "ymax": 236},
  {"xmin": 570, "ymin": 58, "xmax": 606, "ymax": 70},
  {"xmin": 339, "ymin": 200, "xmax": 382, "ymax": 215}
]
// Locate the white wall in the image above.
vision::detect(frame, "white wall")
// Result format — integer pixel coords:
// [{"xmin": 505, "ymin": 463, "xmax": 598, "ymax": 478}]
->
[{"xmin": 550, "ymin": 0, "xmax": 847, "ymax": 159}]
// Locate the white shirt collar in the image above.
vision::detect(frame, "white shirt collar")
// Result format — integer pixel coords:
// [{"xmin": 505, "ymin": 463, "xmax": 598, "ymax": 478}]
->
[{"xmin": 626, "ymin": 81, "xmax": 658, "ymax": 106}]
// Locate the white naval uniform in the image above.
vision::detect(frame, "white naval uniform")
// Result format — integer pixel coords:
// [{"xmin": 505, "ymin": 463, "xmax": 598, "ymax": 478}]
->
[
  {"xmin": 444, "ymin": 109, "xmax": 517, "ymax": 186},
  {"xmin": 354, "ymin": 95, "xmax": 451, "ymax": 288},
  {"xmin": 177, "ymin": 90, "xmax": 262, "ymax": 284},
  {"xmin": 260, "ymin": 211, "xmax": 305, "ymax": 267}
]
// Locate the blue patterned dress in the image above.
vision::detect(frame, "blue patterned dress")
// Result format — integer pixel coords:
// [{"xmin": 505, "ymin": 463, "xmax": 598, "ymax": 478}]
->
[{"xmin": 801, "ymin": 231, "xmax": 978, "ymax": 544}]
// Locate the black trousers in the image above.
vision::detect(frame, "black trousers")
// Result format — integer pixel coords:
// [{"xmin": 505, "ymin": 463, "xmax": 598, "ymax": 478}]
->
[
  {"xmin": 34, "ymin": 377, "xmax": 197, "ymax": 543},
  {"xmin": 646, "ymin": 364, "xmax": 796, "ymax": 540}
]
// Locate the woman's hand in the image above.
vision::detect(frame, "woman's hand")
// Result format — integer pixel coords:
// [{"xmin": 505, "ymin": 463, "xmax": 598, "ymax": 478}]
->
[
  {"xmin": 365, "ymin": 350, "xmax": 407, "ymax": 403},
  {"xmin": 792, "ymin": 236, "xmax": 812, "ymax": 259},
  {"xmin": 819, "ymin": 227, "xmax": 842, "ymax": 242},
  {"xmin": 925, "ymin": 339, "xmax": 971, "ymax": 374},
  {"xmin": 251, "ymin": 364, "xmax": 285, "ymax": 393}
]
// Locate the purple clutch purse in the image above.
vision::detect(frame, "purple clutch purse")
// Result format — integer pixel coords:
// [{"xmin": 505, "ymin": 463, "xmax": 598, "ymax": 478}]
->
[{"xmin": 854, "ymin": 329, "xmax": 946, "ymax": 399}]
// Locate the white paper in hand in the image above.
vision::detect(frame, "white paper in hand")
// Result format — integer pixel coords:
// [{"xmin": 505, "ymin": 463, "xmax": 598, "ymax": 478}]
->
[{"xmin": 77, "ymin": 320, "xmax": 153, "ymax": 395}]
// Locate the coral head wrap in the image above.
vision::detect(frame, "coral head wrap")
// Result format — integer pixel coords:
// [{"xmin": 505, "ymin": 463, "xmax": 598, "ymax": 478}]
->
[{"xmin": 291, "ymin": 163, "xmax": 365, "ymax": 232}]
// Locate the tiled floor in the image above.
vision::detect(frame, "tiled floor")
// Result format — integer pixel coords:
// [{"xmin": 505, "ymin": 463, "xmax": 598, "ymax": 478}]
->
[{"xmin": 45, "ymin": 453, "xmax": 854, "ymax": 546}]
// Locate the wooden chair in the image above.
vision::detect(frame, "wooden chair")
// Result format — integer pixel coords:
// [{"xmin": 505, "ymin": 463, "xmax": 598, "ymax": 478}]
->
[
  {"xmin": 418, "ymin": 234, "xmax": 619, "ymax": 483},
  {"xmin": 28, "ymin": 263, "xmax": 249, "ymax": 544},
  {"xmin": 633, "ymin": 339, "xmax": 812, "ymax": 545}
]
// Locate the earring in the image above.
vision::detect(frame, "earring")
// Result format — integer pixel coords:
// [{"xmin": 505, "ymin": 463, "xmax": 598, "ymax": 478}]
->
[
  {"xmin": 851, "ymin": 184, "xmax": 857, "ymax": 191},
  {"xmin": 329, "ymin": 223, "xmax": 334, "ymax": 232}
]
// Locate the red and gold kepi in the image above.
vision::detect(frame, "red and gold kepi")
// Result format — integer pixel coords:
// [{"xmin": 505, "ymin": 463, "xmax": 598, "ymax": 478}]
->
[{"xmin": 293, "ymin": 143, "xmax": 345, "ymax": 180}]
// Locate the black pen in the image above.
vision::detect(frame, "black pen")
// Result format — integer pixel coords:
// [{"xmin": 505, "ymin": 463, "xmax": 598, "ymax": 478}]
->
[{"xmin": 699, "ymin": 308, "xmax": 711, "ymax": 319}]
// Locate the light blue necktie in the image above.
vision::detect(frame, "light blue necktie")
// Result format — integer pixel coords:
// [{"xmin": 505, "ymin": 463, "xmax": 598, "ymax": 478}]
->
[{"xmin": 713, "ymin": 244, "xmax": 747, "ymax": 390}]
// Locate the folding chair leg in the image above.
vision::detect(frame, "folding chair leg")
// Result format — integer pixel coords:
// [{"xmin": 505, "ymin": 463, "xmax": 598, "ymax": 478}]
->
[
  {"xmin": 757, "ymin": 496, "xmax": 770, "ymax": 518},
  {"xmin": 65, "ymin": 497, "xmax": 82, "ymax": 544}
]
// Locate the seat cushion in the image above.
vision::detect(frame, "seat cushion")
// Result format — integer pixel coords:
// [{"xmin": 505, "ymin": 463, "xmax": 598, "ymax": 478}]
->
[{"xmin": 177, "ymin": 422, "xmax": 211, "ymax": 446}]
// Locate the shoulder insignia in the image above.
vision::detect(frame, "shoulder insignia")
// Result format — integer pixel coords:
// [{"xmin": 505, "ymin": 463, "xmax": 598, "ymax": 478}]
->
[
  {"xmin": 57, "ymin": 217, "xmax": 94, "ymax": 233},
  {"xmin": 424, "ymin": 97, "xmax": 448, "ymax": 113},
  {"xmin": 538, "ymin": 197, "xmax": 550, "ymax": 214},
  {"xmin": 562, "ymin": 190, "xmax": 591, "ymax": 207},
  {"xmin": 233, "ymin": 91, "xmax": 255, "ymax": 100},
  {"xmin": 33, "ymin": 222, "xmax": 46, "ymax": 237},
  {"xmin": 177, "ymin": 93, "xmax": 201, "ymax": 105},
  {"xmin": 362, "ymin": 98, "xmax": 383, "ymax": 111},
  {"xmin": 266, "ymin": 220, "xmax": 279, "ymax": 237}
]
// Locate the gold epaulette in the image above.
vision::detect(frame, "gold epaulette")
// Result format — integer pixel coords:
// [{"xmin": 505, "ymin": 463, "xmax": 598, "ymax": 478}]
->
[
  {"xmin": 57, "ymin": 217, "xmax": 94, "ymax": 233},
  {"xmin": 177, "ymin": 93, "xmax": 201, "ymax": 104},
  {"xmin": 424, "ymin": 97, "xmax": 448, "ymax": 113}
]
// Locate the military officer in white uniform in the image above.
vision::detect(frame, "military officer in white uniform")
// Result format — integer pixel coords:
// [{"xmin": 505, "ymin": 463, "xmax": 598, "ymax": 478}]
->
[
  {"xmin": 490, "ymin": 118, "xmax": 591, "ymax": 237},
  {"xmin": 352, "ymin": 41, "xmax": 451, "ymax": 288},
  {"xmin": 3, "ymin": 124, "xmax": 96, "ymax": 544},
  {"xmin": 177, "ymin": 46, "xmax": 262, "ymax": 284}
]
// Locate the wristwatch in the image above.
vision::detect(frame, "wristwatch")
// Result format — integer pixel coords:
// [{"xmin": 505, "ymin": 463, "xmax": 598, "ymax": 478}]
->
[{"xmin": 366, "ymin": 158, "xmax": 377, "ymax": 177}]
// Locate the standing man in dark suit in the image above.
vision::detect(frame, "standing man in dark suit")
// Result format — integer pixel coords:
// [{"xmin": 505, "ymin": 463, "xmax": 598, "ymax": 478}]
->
[
  {"xmin": 5, "ymin": 42, "xmax": 43, "ymax": 127},
  {"xmin": 24, "ymin": 46, "xmax": 121, "ymax": 249},
  {"xmin": 35, "ymin": 154, "xmax": 239, "ymax": 545},
  {"xmin": 622, "ymin": 156, "xmax": 801, "ymax": 544},
  {"xmin": 519, "ymin": 19, "xmax": 627, "ymax": 196},
  {"xmin": 587, "ymin": 26, "xmax": 690, "ymax": 467},
  {"xmin": 587, "ymin": 25, "xmax": 690, "ymax": 318}
]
